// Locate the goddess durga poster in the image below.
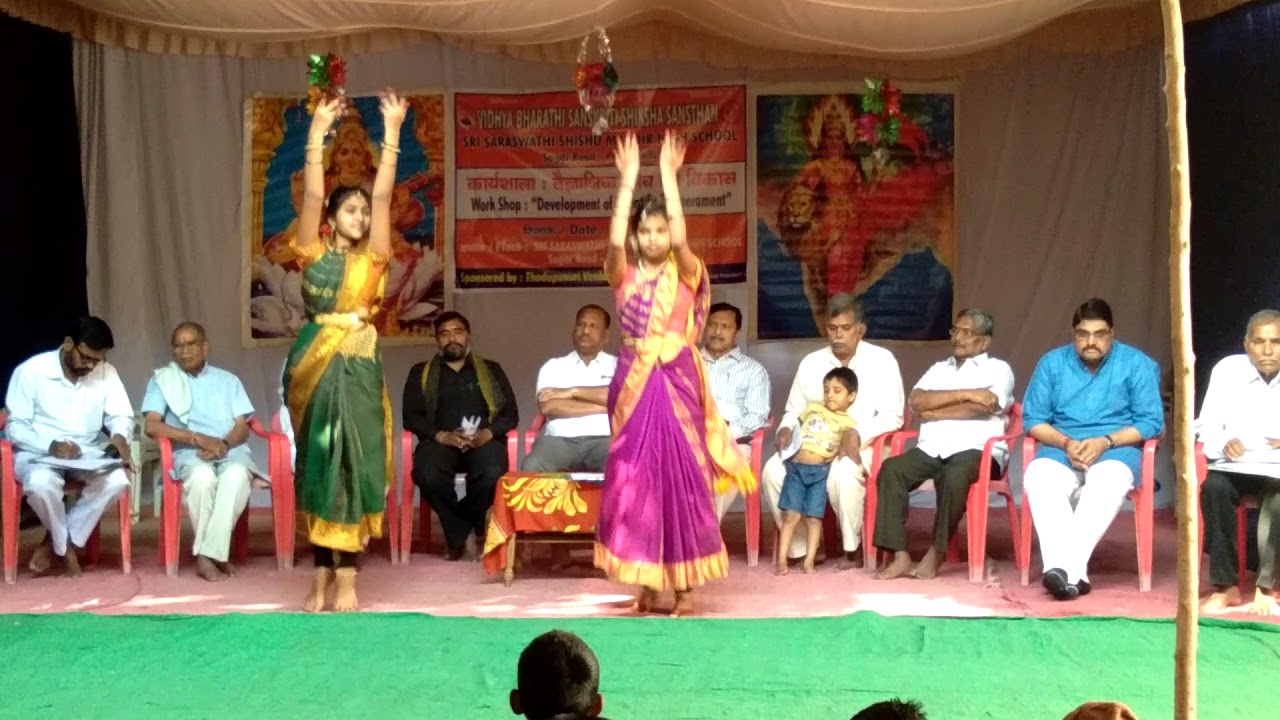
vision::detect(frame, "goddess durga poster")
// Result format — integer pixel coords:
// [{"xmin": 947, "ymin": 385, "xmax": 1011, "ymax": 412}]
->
[{"xmin": 754, "ymin": 89, "xmax": 956, "ymax": 341}]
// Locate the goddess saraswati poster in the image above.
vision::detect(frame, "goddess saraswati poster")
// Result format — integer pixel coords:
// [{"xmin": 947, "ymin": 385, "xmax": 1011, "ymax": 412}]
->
[
  {"xmin": 754, "ymin": 88, "xmax": 956, "ymax": 341},
  {"xmin": 242, "ymin": 91, "xmax": 450, "ymax": 346}
]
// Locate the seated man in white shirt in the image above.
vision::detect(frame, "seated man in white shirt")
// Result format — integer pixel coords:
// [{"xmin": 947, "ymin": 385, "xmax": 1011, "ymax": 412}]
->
[
  {"xmin": 1197, "ymin": 309, "xmax": 1280, "ymax": 616},
  {"xmin": 3, "ymin": 316, "xmax": 135, "ymax": 577},
  {"xmin": 762, "ymin": 293, "xmax": 905, "ymax": 569},
  {"xmin": 701, "ymin": 302, "xmax": 771, "ymax": 519},
  {"xmin": 142, "ymin": 322, "xmax": 260, "ymax": 582},
  {"xmin": 872, "ymin": 309, "xmax": 1015, "ymax": 580},
  {"xmin": 525, "ymin": 305, "xmax": 617, "ymax": 473}
]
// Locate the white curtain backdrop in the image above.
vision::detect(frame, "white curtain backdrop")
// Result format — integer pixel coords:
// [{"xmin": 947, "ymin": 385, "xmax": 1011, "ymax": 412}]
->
[{"xmin": 72, "ymin": 38, "xmax": 1172, "ymax": 507}]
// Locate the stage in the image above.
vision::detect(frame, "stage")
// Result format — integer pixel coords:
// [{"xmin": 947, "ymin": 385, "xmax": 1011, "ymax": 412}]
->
[
  {"xmin": 1, "ymin": 508, "xmax": 1279, "ymax": 719},
  {"xmin": 1, "ymin": 508, "xmax": 1276, "ymax": 622}
]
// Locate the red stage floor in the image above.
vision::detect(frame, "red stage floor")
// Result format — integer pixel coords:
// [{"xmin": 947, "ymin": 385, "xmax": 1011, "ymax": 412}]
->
[{"xmin": 1, "ymin": 508, "xmax": 1274, "ymax": 622}]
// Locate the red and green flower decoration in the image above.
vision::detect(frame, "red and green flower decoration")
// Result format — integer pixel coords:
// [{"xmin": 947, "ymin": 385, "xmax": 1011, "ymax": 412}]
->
[
  {"xmin": 856, "ymin": 78, "xmax": 904, "ymax": 149},
  {"xmin": 574, "ymin": 28, "xmax": 619, "ymax": 135},
  {"xmin": 306, "ymin": 53, "xmax": 347, "ymax": 115}
]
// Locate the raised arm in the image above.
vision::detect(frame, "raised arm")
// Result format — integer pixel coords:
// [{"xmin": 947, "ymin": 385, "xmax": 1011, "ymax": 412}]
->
[
  {"xmin": 606, "ymin": 131, "xmax": 640, "ymax": 287},
  {"xmin": 297, "ymin": 98, "xmax": 344, "ymax": 255},
  {"xmin": 369, "ymin": 91, "xmax": 408, "ymax": 260},
  {"xmin": 659, "ymin": 130, "xmax": 699, "ymax": 283}
]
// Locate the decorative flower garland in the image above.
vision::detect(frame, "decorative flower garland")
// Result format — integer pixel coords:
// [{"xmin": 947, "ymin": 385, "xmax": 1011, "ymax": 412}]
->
[
  {"xmin": 857, "ymin": 78, "xmax": 903, "ymax": 149},
  {"xmin": 573, "ymin": 28, "xmax": 619, "ymax": 136},
  {"xmin": 306, "ymin": 53, "xmax": 348, "ymax": 117}
]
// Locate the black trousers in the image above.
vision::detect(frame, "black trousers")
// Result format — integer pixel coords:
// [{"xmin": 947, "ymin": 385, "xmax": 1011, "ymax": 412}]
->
[
  {"xmin": 412, "ymin": 438, "xmax": 509, "ymax": 551},
  {"xmin": 1201, "ymin": 469, "xmax": 1280, "ymax": 589},
  {"xmin": 313, "ymin": 546, "xmax": 359, "ymax": 569},
  {"xmin": 873, "ymin": 447, "xmax": 996, "ymax": 553}
]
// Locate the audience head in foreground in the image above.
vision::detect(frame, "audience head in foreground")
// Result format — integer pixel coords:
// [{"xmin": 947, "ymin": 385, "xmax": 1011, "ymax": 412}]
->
[
  {"xmin": 1061, "ymin": 700, "xmax": 1139, "ymax": 720},
  {"xmin": 511, "ymin": 630, "xmax": 604, "ymax": 720},
  {"xmin": 850, "ymin": 697, "xmax": 927, "ymax": 720}
]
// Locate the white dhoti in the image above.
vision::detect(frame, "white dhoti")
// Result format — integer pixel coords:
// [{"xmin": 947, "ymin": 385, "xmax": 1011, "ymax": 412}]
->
[
  {"xmin": 1024, "ymin": 457, "xmax": 1134, "ymax": 584},
  {"xmin": 180, "ymin": 461, "xmax": 253, "ymax": 563},
  {"xmin": 16, "ymin": 454, "xmax": 130, "ymax": 557},
  {"xmin": 715, "ymin": 442, "xmax": 754, "ymax": 521},
  {"xmin": 762, "ymin": 451, "xmax": 867, "ymax": 559}
]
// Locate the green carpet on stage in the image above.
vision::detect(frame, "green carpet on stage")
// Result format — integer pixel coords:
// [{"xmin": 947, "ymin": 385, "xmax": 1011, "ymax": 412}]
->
[{"xmin": 0, "ymin": 613, "xmax": 1276, "ymax": 719}]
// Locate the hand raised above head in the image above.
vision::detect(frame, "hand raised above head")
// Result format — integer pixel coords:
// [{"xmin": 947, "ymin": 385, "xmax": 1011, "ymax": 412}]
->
[
  {"xmin": 379, "ymin": 89, "xmax": 408, "ymax": 126},
  {"xmin": 659, "ymin": 129, "xmax": 687, "ymax": 175},
  {"xmin": 310, "ymin": 97, "xmax": 345, "ymax": 136},
  {"xmin": 613, "ymin": 131, "xmax": 640, "ymax": 183}
]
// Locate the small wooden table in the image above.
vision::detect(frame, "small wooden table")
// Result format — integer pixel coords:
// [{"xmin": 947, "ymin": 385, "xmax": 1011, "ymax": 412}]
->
[{"xmin": 481, "ymin": 472, "xmax": 603, "ymax": 586}]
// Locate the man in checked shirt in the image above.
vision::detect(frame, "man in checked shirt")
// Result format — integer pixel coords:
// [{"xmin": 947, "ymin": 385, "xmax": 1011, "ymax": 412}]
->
[{"xmin": 701, "ymin": 302, "xmax": 771, "ymax": 520}]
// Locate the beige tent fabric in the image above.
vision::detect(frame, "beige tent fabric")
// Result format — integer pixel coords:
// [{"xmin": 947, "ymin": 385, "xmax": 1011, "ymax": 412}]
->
[{"xmin": 2, "ymin": 1, "xmax": 1247, "ymax": 76}]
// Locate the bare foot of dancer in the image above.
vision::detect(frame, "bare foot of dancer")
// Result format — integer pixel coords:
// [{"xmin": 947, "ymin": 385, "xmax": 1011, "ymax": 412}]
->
[
  {"xmin": 333, "ymin": 568, "xmax": 359, "ymax": 612},
  {"xmin": 875, "ymin": 551, "xmax": 914, "ymax": 580},
  {"xmin": 671, "ymin": 590, "xmax": 694, "ymax": 617},
  {"xmin": 196, "ymin": 555, "xmax": 227, "ymax": 582},
  {"xmin": 214, "ymin": 560, "xmax": 239, "ymax": 578},
  {"xmin": 630, "ymin": 587, "xmax": 656, "ymax": 614},
  {"xmin": 1247, "ymin": 588, "xmax": 1280, "ymax": 617},
  {"xmin": 62, "ymin": 548, "xmax": 82, "ymax": 578},
  {"xmin": 909, "ymin": 547, "xmax": 943, "ymax": 579},
  {"xmin": 303, "ymin": 568, "xmax": 334, "ymax": 612},
  {"xmin": 1200, "ymin": 585, "xmax": 1240, "ymax": 614}
]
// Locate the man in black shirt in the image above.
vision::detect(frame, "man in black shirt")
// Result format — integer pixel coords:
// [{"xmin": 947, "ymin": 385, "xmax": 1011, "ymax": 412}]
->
[{"xmin": 403, "ymin": 311, "xmax": 518, "ymax": 560}]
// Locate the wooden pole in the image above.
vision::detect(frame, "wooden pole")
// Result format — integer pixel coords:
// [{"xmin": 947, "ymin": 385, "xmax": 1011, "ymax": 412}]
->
[{"xmin": 1158, "ymin": 2, "xmax": 1196, "ymax": 719}]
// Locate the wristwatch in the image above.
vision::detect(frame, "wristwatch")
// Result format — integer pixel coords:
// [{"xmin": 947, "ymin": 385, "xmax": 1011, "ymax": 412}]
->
[{"xmin": 1104, "ymin": 435, "xmax": 1115, "ymax": 449}]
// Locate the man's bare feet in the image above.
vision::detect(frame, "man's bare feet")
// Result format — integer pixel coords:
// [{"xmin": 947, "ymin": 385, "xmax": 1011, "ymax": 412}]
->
[
  {"xmin": 1199, "ymin": 585, "xmax": 1241, "ymax": 614},
  {"xmin": 671, "ymin": 590, "xmax": 694, "ymax": 617},
  {"xmin": 909, "ymin": 547, "xmax": 943, "ymax": 580},
  {"xmin": 303, "ymin": 568, "xmax": 333, "ymax": 612},
  {"xmin": 875, "ymin": 551, "xmax": 914, "ymax": 580},
  {"xmin": 195, "ymin": 556, "xmax": 226, "ymax": 582},
  {"xmin": 834, "ymin": 550, "xmax": 862, "ymax": 573},
  {"xmin": 214, "ymin": 561, "xmax": 239, "ymax": 577},
  {"xmin": 333, "ymin": 568, "xmax": 359, "ymax": 612},
  {"xmin": 630, "ymin": 587, "xmax": 656, "ymax": 614},
  {"xmin": 802, "ymin": 561, "xmax": 816, "ymax": 574},
  {"xmin": 1247, "ymin": 588, "xmax": 1279, "ymax": 617},
  {"xmin": 28, "ymin": 544, "xmax": 53, "ymax": 574},
  {"xmin": 62, "ymin": 549, "xmax": 82, "ymax": 578},
  {"xmin": 548, "ymin": 547, "xmax": 575, "ymax": 572}
]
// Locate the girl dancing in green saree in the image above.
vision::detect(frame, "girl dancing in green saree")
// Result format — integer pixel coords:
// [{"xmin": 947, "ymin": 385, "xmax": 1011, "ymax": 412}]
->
[{"xmin": 284, "ymin": 92, "xmax": 406, "ymax": 612}]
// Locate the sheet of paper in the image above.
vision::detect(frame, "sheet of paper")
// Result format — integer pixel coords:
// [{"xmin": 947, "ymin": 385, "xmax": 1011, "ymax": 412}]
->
[
  {"xmin": 567, "ymin": 472, "xmax": 605, "ymax": 483},
  {"xmin": 32, "ymin": 456, "xmax": 123, "ymax": 472},
  {"xmin": 1208, "ymin": 461, "xmax": 1280, "ymax": 480}
]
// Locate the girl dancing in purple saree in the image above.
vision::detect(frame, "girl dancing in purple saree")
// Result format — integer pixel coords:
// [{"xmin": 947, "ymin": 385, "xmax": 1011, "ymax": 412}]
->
[{"xmin": 594, "ymin": 130, "xmax": 756, "ymax": 617}]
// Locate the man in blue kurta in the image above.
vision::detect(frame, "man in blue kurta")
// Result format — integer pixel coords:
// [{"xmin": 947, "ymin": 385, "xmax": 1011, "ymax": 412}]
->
[
  {"xmin": 1022, "ymin": 299, "xmax": 1163, "ymax": 600},
  {"xmin": 142, "ymin": 322, "xmax": 260, "ymax": 582}
]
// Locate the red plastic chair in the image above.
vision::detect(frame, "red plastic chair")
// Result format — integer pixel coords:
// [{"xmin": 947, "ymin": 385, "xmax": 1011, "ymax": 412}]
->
[
  {"xmin": 1, "ymin": 410, "xmax": 133, "ymax": 584},
  {"xmin": 866, "ymin": 403, "xmax": 1025, "ymax": 582},
  {"xmin": 1194, "ymin": 441, "xmax": 1250, "ymax": 584},
  {"xmin": 399, "ymin": 428, "xmax": 519, "ymax": 563},
  {"xmin": 155, "ymin": 415, "xmax": 295, "ymax": 575},
  {"xmin": 1018, "ymin": 434, "xmax": 1160, "ymax": 591}
]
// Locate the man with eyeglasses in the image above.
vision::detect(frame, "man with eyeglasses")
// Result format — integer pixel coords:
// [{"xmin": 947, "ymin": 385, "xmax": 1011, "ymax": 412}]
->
[
  {"xmin": 872, "ymin": 309, "xmax": 1015, "ymax": 580},
  {"xmin": 1022, "ymin": 298, "xmax": 1163, "ymax": 600},
  {"xmin": 3, "ymin": 316, "xmax": 135, "ymax": 577},
  {"xmin": 141, "ymin": 322, "xmax": 260, "ymax": 582}
]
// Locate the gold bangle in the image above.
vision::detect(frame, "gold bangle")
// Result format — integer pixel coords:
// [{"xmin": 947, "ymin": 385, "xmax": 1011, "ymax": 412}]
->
[
  {"xmin": 305, "ymin": 143, "xmax": 324, "ymax": 151},
  {"xmin": 382, "ymin": 144, "xmax": 400, "ymax": 154}
]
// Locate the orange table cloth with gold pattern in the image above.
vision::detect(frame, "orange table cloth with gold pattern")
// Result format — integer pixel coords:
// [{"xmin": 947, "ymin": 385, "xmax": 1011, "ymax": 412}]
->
[{"xmin": 481, "ymin": 472, "xmax": 603, "ymax": 574}]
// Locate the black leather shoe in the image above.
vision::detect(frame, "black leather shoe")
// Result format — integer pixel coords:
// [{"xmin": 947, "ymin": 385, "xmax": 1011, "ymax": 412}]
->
[
  {"xmin": 1075, "ymin": 579, "xmax": 1092, "ymax": 597},
  {"xmin": 1042, "ymin": 568, "xmax": 1078, "ymax": 600},
  {"xmin": 445, "ymin": 545, "xmax": 466, "ymax": 561}
]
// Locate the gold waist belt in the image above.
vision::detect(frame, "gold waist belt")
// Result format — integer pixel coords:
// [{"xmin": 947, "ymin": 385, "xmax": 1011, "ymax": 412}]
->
[{"xmin": 314, "ymin": 312, "xmax": 362, "ymax": 327}]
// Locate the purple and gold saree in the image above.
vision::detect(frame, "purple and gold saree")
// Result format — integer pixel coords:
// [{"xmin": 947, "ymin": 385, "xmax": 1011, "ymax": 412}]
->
[{"xmin": 593, "ymin": 257, "xmax": 757, "ymax": 591}]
